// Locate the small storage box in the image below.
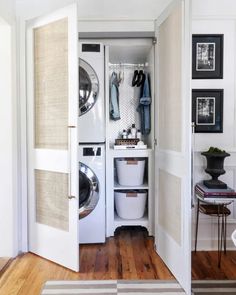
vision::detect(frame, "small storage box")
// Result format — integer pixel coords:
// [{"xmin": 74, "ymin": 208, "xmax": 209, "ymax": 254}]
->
[
  {"xmin": 114, "ymin": 190, "xmax": 147, "ymax": 219},
  {"xmin": 116, "ymin": 158, "xmax": 145, "ymax": 186}
]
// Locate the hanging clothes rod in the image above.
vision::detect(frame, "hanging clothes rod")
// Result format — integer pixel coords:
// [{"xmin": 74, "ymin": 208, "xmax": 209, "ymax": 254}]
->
[{"xmin": 109, "ymin": 62, "xmax": 149, "ymax": 68}]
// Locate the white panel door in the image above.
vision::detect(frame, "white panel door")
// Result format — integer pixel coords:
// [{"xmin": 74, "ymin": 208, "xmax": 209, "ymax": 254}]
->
[
  {"xmin": 27, "ymin": 4, "xmax": 79, "ymax": 271},
  {"xmin": 154, "ymin": 0, "xmax": 191, "ymax": 294}
]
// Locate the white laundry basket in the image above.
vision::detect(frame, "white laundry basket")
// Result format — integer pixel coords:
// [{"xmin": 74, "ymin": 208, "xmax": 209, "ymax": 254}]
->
[
  {"xmin": 114, "ymin": 190, "xmax": 147, "ymax": 219},
  {"xmin": 116, "ymin": 158, "xmax": 145, "ymax": 186}
]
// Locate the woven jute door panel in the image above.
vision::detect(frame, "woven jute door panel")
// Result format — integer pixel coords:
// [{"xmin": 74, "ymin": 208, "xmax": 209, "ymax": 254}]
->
[
  {"xmin": 158, "ymin": 169, "xmax": 182, "ymax": 246},
  {"xmin": 34, "ymin": 18, "xmax": 68, "ymax": 150},
  {"xmin": 158, "ymin": 4, "xmax": 182, "ymax": 152},
  {"xmin": 35, "ymin": 170, "xmax": 69, "ymax": 231}
]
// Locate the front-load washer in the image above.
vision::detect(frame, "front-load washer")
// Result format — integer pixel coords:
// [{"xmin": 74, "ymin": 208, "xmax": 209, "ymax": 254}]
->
[
  {"xmin": 79, "ymin": 144, "xmax": 105, "ymax": 243},
  {"xmin": 79, "ymin": 42, "xmax": 105, "ymax": 143}
]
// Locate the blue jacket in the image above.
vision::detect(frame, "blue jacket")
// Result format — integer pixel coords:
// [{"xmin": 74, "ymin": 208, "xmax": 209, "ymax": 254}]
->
[
  {"xmin": 138, "ymin": 73, "xmax": 151, "ymax": 134},
  {"xmin": 110, "ymin": 72, "xmax": 120, "ymax": 120}
]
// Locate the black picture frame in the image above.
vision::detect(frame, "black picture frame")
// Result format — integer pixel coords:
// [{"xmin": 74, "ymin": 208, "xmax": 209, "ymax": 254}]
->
[
  {"xmin": 192, "ymin": 34, "xmax": 223, "ymax": 79},
  {"xmin": 192, "ymin": 89, "xmax": 223, "ymax": 133}
]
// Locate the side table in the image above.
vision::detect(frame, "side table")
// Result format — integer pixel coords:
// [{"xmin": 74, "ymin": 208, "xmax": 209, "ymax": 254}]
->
[{"xmin": 194, "ymin": 182, "xmax": 236, "ymax": 267}]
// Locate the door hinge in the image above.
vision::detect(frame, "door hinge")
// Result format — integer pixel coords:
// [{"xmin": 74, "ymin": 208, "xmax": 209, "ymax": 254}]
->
[
  {"xmin": 152, "ymin": 37, "xmax": 157, "ymax": 45},
  {"xmin": 154, "ymin": 138, "xmax": 157, "ymax": 146}
]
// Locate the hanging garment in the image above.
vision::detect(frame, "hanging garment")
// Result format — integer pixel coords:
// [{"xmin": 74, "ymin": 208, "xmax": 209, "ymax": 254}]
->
[
  {"xmin": 137, "ymin": 73, "xmax": 151, "ymax": 135},
  {"xmin": 136, "ymin": 70, "xmax": 145, "ymax": 87},
  {"xmin": 110, "ymin": 72, "xmax": 121, "ymax": 120},
  {"xmin": 132, "ymin": 70, "xmax": 139, "ymax": 86}
]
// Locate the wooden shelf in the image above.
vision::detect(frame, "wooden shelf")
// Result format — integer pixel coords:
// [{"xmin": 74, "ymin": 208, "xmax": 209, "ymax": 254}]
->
[
  {"xmin": 114, "ymin": 180, "xmax": 149, "ymax": 190},
  {"xmin": 114, "ymin": 212, "xmax": 149, "ymax": 228},
  {"xmin": 109, "ymin": 149, "xmax": 153, "ymax": 157}
]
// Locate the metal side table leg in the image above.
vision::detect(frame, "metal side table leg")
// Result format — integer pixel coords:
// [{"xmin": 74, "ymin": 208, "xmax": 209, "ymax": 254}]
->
[
  {"xmin": 224, "ymin": 209, "xmax": 227, "ymax": 254},
  {"xmin": 217, "ymin": 210, "xmax": 220, "ymax": 267},
  {"xmin": 195, "ymin": 199, "xmax": 200, "ymax": 252},
  {"xmin": 219, "ymin": 213, "xmax": 224, "ymax": 267}
]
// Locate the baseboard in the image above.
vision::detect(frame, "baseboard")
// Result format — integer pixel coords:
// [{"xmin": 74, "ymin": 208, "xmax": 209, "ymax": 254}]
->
[{"xmin": 192, "ymin": 238, "xmax": 236, "ymax": 251}]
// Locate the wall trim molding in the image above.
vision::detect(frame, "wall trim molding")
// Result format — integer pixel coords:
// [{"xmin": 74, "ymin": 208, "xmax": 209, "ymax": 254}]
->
[
  {"xmin": 193, "ymin": 15, "xmax": 236, "ymax": 21},
  {"xmin": 191, "ymin": 238, "xmax": 235, "ymax": 251}
]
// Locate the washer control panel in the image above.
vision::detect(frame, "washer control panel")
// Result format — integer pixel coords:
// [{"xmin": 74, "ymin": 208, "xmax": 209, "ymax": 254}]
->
[{"xmin": 82, "ymin": 44, "xmax": 100, "ymax": 52}]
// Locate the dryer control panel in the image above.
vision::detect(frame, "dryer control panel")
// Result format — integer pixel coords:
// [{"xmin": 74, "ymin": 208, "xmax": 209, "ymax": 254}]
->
[{"xmin": 83, "ymin": 147, "xmax": 101, "ymax": 156}]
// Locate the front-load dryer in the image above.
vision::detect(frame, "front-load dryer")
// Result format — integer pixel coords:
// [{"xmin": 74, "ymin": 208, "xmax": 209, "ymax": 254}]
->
[
  {"xmin": 79, "ymin": 144, "xmax": 105, "ymax": 243},
  {"xmin": 79, "ymin": 42, "xmax": 105, "ymax": 143}
]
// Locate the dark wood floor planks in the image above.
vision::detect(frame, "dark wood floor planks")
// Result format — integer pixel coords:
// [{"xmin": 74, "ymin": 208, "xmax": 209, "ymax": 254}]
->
[{"xmin": 192, "ymin": 250, "xmax": 236, "ymax": 280}]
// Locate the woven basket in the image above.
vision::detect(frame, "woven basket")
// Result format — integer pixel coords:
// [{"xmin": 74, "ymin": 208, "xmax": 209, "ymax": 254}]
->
[{"xmin": 115, "ymin": 138, "xmax": 140, "ymax": 146}]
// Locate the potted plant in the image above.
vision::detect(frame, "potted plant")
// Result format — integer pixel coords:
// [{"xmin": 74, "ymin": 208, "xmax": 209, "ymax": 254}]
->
[{"xmin": 201, "ymin": 147, "xmax": 230, "ymax": 189}]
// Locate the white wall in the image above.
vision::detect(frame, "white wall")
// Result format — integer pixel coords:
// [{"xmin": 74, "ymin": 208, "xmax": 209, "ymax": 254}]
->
[
  {"xmin": 193, "ymin": 0, "xmax": 236, "ymax": 18},
  {"xmin": 0, "ymin": 15, "xmax": 18, "ymax": 257},
  {"xmin": 0, "ymin": 0, "xmax": 15, "ymax": 23},
  {"xmin": 0, "ymin": 0, "xmax": 18, "ymax": 258},
  {"xmin": 192, "ymin": 0, "xmax": 236, "ymax": 250}
]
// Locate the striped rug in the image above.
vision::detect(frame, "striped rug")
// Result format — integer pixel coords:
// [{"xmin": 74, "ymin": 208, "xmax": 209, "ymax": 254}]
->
[
  {"xmin": 41, "ymin": 280, "xmax": 185, "ymax": 294},
  {"xmin": 192, "ymin": 280, "xmax": 236, "ymax": 294},
  {"xmin": 41, "ymin": 279, "xmax": 236, "ymax": 294}
]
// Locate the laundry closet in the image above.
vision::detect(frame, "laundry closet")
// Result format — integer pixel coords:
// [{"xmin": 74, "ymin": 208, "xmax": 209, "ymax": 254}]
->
[
  {"xmin": 25, "ymin": 1, "xmax": 192, "ymax": 294},
  {"xmin": 104, "ymin": 39, "xmax": 155, "ymax": 236},
  {"xmin": 78, "ymin": 39, "xmax": 155, "ymax": 243}
]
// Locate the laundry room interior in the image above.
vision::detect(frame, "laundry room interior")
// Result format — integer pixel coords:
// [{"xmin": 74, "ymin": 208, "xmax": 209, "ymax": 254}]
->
[
  {"xmin": 2, "ymin": 1, "xmax": 236, "ymax": 294},
  {"xmin": 0, "ymin": 0, "xmax": 192, "ymax": 292},
  {"xmin": 23, "ymin": 0, "xmax": 191, "ymax": 284}
]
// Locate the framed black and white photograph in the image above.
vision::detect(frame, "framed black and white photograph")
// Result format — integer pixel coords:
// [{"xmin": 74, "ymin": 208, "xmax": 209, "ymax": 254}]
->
[
  {"xmin": 192, "ymin": 34, "xmax": 223, "ymax": 79},
  {"xmin": 192, "ymin": 89, "xmax": 223, "ymax": 133}
]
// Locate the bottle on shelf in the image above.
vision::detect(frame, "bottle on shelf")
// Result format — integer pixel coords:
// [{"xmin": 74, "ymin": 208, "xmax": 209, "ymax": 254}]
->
[
  {"xmin": 122, "ymin": 129, "xmax": 127, "ymax": 139},
  {"xmin": 127, "ymin": 129, "xmax": 132, "ymax": 139},
  {"xmin": 131, "ymin": 124, "xmax": 137, "ymax": 138},
  {"xmin": 137, "ymin": 129, "xmax": 141, "ymax": 140}
]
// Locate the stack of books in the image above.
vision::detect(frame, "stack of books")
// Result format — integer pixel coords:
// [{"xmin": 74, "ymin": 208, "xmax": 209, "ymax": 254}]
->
[{"xmin": 195, "ymin": 182, "xmax": 236, "ymax": 199}]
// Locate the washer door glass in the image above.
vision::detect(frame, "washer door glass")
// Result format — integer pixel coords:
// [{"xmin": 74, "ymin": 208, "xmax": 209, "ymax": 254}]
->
[
  {"xmin": 79, "ymin": 162, "xmax": 99, "ymax": 219},
  {"xmin": 79, "ymin": 59, "xmax": 99, "ymax": 116}
]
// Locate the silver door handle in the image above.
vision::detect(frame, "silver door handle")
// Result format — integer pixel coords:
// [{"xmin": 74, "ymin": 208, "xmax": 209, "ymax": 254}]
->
[
  {"xmin": 68, "ymin": 195, "xmax": 76, "ymax": 200},
  {"xmin": 68, "ymin": 125, "xmax": 76, "ymax": 200}
]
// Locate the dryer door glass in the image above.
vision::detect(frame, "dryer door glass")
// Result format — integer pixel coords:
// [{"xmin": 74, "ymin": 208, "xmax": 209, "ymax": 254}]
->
[
  {"xmin": 79, "ymin": 59, "xmax": 99, "ymax": 116},
  {"xmin": 79, "ymin": 162, "xmax": 99, "ymax": 219}
]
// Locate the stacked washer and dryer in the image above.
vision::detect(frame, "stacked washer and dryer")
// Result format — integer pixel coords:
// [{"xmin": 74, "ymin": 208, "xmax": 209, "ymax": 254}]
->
[{"xmin": 78, "ymin": 43, "xmax": 106, "ymax": 243}]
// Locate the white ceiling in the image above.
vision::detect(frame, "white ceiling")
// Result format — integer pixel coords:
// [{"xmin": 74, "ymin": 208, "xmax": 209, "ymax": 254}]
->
[
  {"xmin": 78, "ymin": 0, "xmax": 173, "ymax": 20},
  {"xmin": 15, "ymin": 0, "xmax": 173, "ymax": 20}
]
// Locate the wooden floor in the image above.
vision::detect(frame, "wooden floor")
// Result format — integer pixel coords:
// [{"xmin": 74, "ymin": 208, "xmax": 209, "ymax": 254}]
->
[
  {"xmin": 192, "ymin": 250, "xmax": 236, "ymax": 280},
  {"xmin": 0, "ymin": 227, "xmax": 174, "ymax": 295},
  {"xmin": 1, "ymin": 227, "xmax": 236, "ymax": 295},
  {"xmin": 0, "ymin": 258, "xmax": 10, "ymax": 273}
]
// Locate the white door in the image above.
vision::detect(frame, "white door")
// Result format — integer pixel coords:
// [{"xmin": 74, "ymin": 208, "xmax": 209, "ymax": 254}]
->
[
  {"xmin": 154, "ymin": 0, "xmax": 191, "ymax": 294},
  {"xmin": 27, "ymin": 4, "xmax": 79, "ymax": 271}
]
